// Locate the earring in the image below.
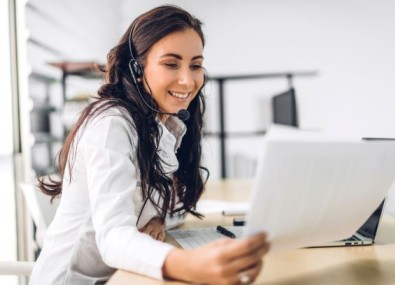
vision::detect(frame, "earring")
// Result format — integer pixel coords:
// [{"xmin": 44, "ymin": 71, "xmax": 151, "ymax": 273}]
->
[{"xmin": 137, "ymin": 77, "xmax": 142, "ymax": 83}]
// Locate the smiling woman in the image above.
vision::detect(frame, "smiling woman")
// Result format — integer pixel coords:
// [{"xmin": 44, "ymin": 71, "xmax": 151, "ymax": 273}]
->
[{"xmin": 29, "ymin": 5, "xmax": 269, "ymax": 285}]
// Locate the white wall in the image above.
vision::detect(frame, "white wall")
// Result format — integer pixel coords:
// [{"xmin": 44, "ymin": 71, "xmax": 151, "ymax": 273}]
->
[
  {"xmin": 120, "ymin": 0, "xmax": 395, "ymax": 133},
  {"xmin": 28, "ymin": 0, "xmax": 122, "ymax": 64},
  {"xmin": 120, "ymin": 0, "xmax": 395, "ymax": 215},
  {"xmin": 26, "ymin": 0, "xmax": 123, "ymax": 89}
]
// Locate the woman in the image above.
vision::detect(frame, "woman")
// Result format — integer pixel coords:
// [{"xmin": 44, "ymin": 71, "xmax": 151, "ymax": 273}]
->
[{"xmin": 30, "ymin": 5, "xmax": 269, "ymax": 285}]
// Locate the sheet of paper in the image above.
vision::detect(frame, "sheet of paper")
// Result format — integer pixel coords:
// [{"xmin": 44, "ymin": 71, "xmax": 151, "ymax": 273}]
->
[
  {"xmin": 196, "ymin": 199, "xmax": 248, "ymax": 214},
  {"xmin": 244, "ymin": 126, "xmax": 395, "ymax": 253}
]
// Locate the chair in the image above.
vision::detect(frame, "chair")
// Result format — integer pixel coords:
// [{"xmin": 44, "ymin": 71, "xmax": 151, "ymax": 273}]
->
[
  {"xmin": 20, "ymin": 183, "xmax": 59, "ymax": 249},
  {"xmin": 0, "ymin": 186, "xmax": 50, "ymax": 282},
  {"xmin": 0, "ymin": 261, "xmax": 35, "ymax": 276}
]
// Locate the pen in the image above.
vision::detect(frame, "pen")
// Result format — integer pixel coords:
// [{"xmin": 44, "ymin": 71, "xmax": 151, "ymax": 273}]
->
[{"xmin": 216, "ymin": 225, "xmax": 236, "ymax": 239}]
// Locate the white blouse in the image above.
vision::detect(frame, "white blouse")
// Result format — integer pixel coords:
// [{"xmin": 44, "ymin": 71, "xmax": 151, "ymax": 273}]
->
[{"xmin": 30, "ymin": 107, "xmax": 187, "ymax": 284}]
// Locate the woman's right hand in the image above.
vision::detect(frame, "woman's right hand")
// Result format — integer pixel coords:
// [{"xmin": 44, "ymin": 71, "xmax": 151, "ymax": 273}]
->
[{"xmin": 163, "ymin": 232, "xmax": 269, "ymax": 285}]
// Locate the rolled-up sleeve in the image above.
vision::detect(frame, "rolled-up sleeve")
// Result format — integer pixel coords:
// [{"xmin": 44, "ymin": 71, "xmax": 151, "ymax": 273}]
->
[{"xmin": 82, "ymin": 113, "xmax": 174, "ymax": 280}]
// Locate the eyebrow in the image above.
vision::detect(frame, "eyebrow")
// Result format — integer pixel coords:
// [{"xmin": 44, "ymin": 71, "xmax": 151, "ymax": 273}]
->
[{"xmin": 160, "ymin": 53, "xmax": 204, "ymax": 61}]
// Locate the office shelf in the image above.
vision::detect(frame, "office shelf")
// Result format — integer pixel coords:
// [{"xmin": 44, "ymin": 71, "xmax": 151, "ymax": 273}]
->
[
  {"xmin": 27, "ymin": 62, "xmax": 100, "ymax": 176},
  {"xmin": 207, "ymin": 71, "xmax": 318, "ymax": 178}
]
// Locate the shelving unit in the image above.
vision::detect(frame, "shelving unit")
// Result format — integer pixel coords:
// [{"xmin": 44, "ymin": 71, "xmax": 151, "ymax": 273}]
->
[
  {"xmin": 48, "ymin": 62, "xmax": 103, "ymax": 102},
  {"xmin": 29, "ymin": 72, "xmax": 63, "ymax": 175},
  {"xmin": 28, "ymin": 62, "xmax": 102, "ymax": 176},
  {"xmin": 48, "ymin": 61, "xmax": 102, "ymax": 136},
  {"xmin": 29, "ymin": 63, "xmax": 318, "ymax": 178},
  {"xmin": 207, "ymin": 71, "xmax": 319, "ymax": 178}
]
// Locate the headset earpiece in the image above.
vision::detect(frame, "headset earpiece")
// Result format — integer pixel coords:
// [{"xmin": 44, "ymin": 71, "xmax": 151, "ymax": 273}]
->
[
  {"xmin": 128, "ymin": 24, "xmax": 143, "ymax": 85},
  {"xmin": 128, "ymin": 59, "xmax": 143, "ymax": 85}
]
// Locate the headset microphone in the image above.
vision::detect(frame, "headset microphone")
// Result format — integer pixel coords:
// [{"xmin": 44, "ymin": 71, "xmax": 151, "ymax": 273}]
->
[
  {"xmin": 136, "ymin": 90, "xmax": 190, "ymax": 121},
  {"xmin": 176, "ymin": 109, "xmax": 190, "ymax": 121},
  {"xmin": 145, "ymin": 103, "xmax": 190, "ymax": 121},
  {"xmin": 128, "ymin": 26, "xmax": 190, "ymax": 121}
]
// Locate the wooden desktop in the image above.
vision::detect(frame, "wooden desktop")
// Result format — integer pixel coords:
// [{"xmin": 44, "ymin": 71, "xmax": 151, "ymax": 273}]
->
[{"xmin": 107, "ymin": 180, "xmax": 395, "ymax": 285}]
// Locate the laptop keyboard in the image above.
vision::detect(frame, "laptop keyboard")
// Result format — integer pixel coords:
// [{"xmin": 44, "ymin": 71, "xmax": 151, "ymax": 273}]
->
[{"xmin": 168, "ymin": 226, "xmax": 244, "ymax": 249}]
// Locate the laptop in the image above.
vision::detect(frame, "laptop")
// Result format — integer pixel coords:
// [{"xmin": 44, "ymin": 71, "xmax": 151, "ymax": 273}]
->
[
  {"xmin": 318, "ymin": 137, "xmax": 394, "ymax": 247},
  {"xmin": 169, "ymin": 130, "xmax": 395, "ymax": 251},
  {"xmin": 243, "ymin": 130, "xmax": 395, "ymax": 253},
  {"xmin": 168, "ymin": 199, "xmax": 387, "ymax": 250},
  {"xmin": 313, "ymin": 199, "xmax": 385, "ymax": 247}
]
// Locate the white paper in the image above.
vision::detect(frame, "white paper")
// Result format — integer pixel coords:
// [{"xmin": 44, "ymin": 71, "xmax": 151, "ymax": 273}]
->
[
  {"xmin": 244, "ymin": 126, "xmax": 395, "ymax": 253},
  {"xmin": 196, "ymin": 199, "xmax": 248, "ymax": 214}
]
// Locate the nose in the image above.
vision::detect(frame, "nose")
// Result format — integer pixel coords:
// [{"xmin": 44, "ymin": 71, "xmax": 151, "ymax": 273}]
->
[{"xmin": 177, "ymin": 68, "xmax": 195, "ymax": 89}]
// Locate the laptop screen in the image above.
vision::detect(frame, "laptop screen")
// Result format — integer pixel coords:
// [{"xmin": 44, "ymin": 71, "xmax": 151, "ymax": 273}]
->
[
  {"xmin": 356, "ymin": 200, "xmax": 385, "ymax": 239},
  {"xmin": 357, "ymin": 138, "xmax": 394, "ymax": 240}
]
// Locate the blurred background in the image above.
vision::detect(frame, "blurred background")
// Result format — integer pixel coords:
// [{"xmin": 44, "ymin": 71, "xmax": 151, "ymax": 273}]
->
[{"xmin": 1, "ymin": 0, "xmax": 395, "ymax": 284}]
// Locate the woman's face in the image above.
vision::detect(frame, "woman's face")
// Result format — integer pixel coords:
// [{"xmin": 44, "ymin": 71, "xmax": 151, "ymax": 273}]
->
[{"xmin": 143, "ymin": 28, "xmax": 204, "ymax": 120}]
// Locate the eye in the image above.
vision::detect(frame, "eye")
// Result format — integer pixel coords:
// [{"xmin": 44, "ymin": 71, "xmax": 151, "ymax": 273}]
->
[
  {"xmin": 190, "ymin": 64, "xmax": 203, "ymax": 70},
  {"xmin": 164, "ymin": 63, "xmax": 178, "ymax": 69}
]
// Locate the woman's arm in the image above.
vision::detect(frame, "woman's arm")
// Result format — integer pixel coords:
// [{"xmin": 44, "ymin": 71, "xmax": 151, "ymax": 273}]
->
[
  {"xmin": 83, "ymin": 112, "xmax": 175, "ymax": 279},
  {"xmin": 163, "ymin": 232, "xmax": 269, "ymax": 284},
  {"xmin": 140, "ymin": 217, "xmax": 166, "ymax": 241}
]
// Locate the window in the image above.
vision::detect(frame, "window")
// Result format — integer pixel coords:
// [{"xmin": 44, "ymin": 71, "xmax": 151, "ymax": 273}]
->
[{"xmin": 0, "ymin": 0, "xmax": 19, "ymax": 284}]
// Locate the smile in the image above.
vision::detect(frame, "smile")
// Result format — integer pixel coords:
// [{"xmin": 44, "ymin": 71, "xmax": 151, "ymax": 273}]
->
[{"xmin": 168, "ymin": 91, "xmax": 191, "ymax": 100}]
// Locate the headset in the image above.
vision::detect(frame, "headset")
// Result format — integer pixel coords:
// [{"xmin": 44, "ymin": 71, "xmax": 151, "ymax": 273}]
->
[
  {"xmin": 127, "ymin": 27, "xmax": 190, "ymax": 121},
  {"xmin": 128, "ymin": 26, "xmax": 190, "ymax": 227}
]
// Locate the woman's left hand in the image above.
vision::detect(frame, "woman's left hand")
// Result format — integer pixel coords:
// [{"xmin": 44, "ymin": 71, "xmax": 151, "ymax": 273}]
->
[{"xmin": 140, "ymin": 217, "xmax": 166, "ymax": 241}]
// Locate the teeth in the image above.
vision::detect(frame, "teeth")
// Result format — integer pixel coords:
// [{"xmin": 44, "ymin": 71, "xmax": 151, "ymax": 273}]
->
[{"xmin": 169, "ymin": 91, "xmax": 189, "ymax": 99}]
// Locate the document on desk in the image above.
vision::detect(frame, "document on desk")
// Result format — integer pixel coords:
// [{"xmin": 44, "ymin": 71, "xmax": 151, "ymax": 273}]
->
[
  {"xmin": 196, "ymin": 199, "xmax": 248, "ymax": 215},
  {"xmin": 244, "ymin": 126, "xmax": 395, "ymax": 253}
]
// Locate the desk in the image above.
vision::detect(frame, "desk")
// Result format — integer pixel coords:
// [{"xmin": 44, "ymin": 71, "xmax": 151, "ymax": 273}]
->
[{"xmin": 107, "ymin": 180, "xmax": 395, "ymax": 285}]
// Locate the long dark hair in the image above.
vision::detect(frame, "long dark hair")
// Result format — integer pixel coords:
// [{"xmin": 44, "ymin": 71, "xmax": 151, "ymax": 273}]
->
[{"xmin": 38, "ymin": 5, "xmax": 208, "ymax": 221}]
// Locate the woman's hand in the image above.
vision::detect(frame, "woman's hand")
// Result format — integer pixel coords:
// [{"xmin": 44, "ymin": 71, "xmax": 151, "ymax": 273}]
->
[
  {"xmin": 139, "ymin": 217, "xmax": 166, "ymax": 241},
  {"xmin": 163, "ymin": 232, "xmax": 269, "ymax": 284}
]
